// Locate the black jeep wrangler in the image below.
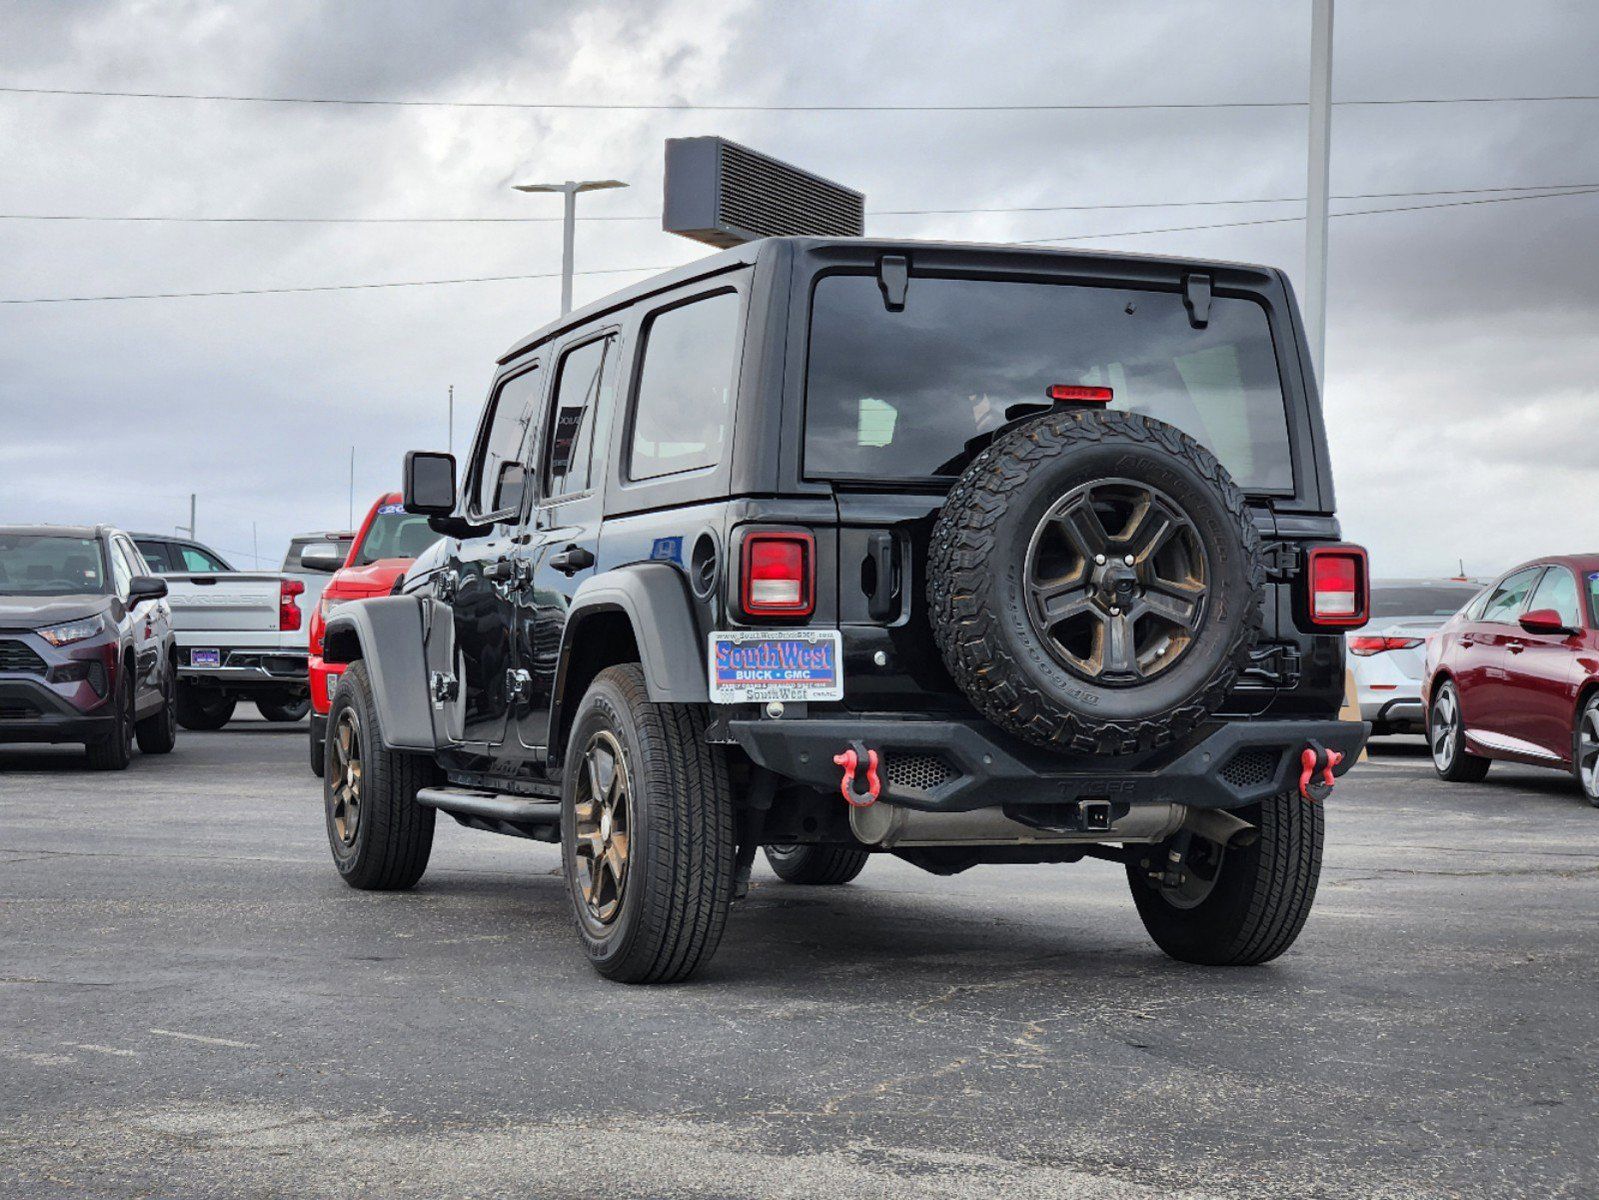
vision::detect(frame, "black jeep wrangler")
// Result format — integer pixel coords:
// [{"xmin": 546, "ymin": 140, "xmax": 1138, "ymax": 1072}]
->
[{"xmin": 320, "ymin": 237, "xmax": 1369, "ymax": 983}]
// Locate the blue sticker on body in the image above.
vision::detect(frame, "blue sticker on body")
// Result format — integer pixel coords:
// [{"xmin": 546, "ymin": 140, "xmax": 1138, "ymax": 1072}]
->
[
  {"xmin": 377, "ymin": 504, "xmax": 405, "ymax": 515},
  {"xmin": 651, "ymin": 536, "xmax": 683, "ymax": 564}
]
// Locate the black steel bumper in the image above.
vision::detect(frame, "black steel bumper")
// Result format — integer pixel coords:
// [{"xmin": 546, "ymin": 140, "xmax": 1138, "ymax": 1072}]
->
[
  {"xmin": 728, "ymin": 715, "xmax": 1369, "ymax": 812},
  {"xmin": 0, "ymin": 678, "xmax": 116, "ymax": 744}
]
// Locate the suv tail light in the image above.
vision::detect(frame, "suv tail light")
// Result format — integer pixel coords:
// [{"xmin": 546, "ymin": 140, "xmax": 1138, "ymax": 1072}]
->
[
  {"xmin": 1306, "ymin": 545, "xmax": 1369, "ymax": 627},
  {"xmin": 280, "ymin": 578, "xmax": 305, "ymax": 632},
  {"xmin": 740, "ymin": 531, "xmax": 815, "ymax": 617},
  {"xmin": 1348, "ymin": 635, "xmax": 1422, "ymax": 656}
]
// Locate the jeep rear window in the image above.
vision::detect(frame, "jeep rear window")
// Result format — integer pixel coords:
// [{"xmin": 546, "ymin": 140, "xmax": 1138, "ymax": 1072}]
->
[{"xmin": 804, "ymin": 274, "xmax": 1294, "ymax": 491}]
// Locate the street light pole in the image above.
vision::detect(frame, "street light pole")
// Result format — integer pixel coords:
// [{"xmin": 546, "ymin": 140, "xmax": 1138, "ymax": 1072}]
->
[
  {"xmin": 1305, "ymin": 0, "xmax": 1334, "ymax": 394},
  {"xmin": 511, "ymin": 178, "xmax": 629, "ymax": 315}
]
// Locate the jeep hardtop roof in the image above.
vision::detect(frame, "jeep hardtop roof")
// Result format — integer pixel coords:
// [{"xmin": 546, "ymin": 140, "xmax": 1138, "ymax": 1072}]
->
[{"xmin": 498, "ymin": 236, "xmax": 1284, "ymax": 366}]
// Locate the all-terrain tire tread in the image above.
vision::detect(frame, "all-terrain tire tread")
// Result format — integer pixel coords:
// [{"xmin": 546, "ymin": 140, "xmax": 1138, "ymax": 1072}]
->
[{"xmin": 927, "ymin": 409, "xmax": 1264, "ymax": 755}]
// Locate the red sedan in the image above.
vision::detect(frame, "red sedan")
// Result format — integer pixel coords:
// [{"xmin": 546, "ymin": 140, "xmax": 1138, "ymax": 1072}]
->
[{"xmin": 1423, "ymin": 555, "xmax": 1599, "ymax": 805}]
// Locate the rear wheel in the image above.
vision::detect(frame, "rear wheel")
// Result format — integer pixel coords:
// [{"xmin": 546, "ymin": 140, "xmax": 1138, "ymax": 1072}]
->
[
  {"xmin": 134, "ymin": 661, "xmax": 178, "ymax": 754},
  {"xmin": 85, "ymin": 670, "xmax": 135, "ymax": 771},
  {"xmin": 764, "ymin": 843, "xmax": 870, "ymax": 885},
  {"xmin": 324, "ymin": 660, "xmax": 438, "ymax": 890},
  {"xmin": 561, "ymin": 664, "xmax": 735, "ymax": 984},
  {"xmin": 1572, "ymin": 693, "xmax": 1599, "ymax": 807},
  {"xmin": 257, "ymin": 692, "xmax": 311, "ymax": 723},
  {"xmin": 176, "ymin": 685, "xmax": 236, "ymax": 731},
  {"xmin": 1128, "ymin": 789, "xmax": 1322, "ymax": 966},
  {"xmin": 1429, "ymin": 680, "xmax": 1490, "ymax": 782}
]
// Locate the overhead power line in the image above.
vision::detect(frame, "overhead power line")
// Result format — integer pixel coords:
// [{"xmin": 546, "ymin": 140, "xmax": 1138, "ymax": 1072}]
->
[
  {"xmin": 1017, "ymin": 184, "xmax": 1599, "ymax": 245},
  {"xmin": 0, "ymin": 263, "xmax": 678, "ymax": 305},
  {"xmin": 5, "ymin": 186, "xmax": 1595, "ymax": 306},
  {"xmin": 4, "ymin": 84, "xmax": 1599, "ymax": 113},
  {"xmin": 2, "ymin": 182, "xmax": 1595, "ymax": 225}
]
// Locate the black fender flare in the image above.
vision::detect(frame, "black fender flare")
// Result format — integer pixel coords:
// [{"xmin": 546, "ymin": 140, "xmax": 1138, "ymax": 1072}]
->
[
  {"xmin": 548, "ymin": 563, "xmax": 708, "ymax": 755},
  {"xmin": 321, "ymin": 594, "xmax": 441, "ymax": 752}
]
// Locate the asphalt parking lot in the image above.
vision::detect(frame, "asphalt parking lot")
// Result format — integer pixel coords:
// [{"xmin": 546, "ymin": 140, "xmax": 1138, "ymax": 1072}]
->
[{"xmin": 3, "ymin": 721, "xmax": 1596, "ymax": 1200}]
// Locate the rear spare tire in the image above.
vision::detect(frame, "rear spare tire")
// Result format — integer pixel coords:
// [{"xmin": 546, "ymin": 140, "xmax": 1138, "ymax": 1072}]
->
[{"xmin": 929, "ymin": 409, "xmax": 1263, "ymax": 756}]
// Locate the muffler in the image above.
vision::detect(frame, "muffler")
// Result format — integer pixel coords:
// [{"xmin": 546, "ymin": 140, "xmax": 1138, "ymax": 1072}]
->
[{"xmin": 849, "ymin": 800, "xmax": 1186, "ymax": 849}]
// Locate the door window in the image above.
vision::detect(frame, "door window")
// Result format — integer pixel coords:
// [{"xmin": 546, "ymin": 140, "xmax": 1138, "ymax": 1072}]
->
[
  {"xmin": 179, "ymin": 544, "xmax": 229, "ymax": 572},
  {"xmin": 629, "ymin": 291, "xmax": 741, "ymax": 481},
  {"xmin": 1527, "ymin": 566, "xmax": 1582, "ymax": 628},
  {"xmin": 542, "ymin": 336, "xmax": 613, "ymax": 499},
  {"xmin": 471, "ymin": 365, "xmax": 543, "ymax": 517},
  {"xmin": 135, "ymin": 540, "xmax": 174, "ymax": 572},
  {"xmin": 1479, "ymin": 567, "xmax": 1542, "ymax": 624}
]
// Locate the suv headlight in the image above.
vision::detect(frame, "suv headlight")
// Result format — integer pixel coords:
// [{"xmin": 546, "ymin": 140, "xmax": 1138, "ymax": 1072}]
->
[{"xmin": 37, "ymin": 615, "xmax": 107, "ymax": 646}]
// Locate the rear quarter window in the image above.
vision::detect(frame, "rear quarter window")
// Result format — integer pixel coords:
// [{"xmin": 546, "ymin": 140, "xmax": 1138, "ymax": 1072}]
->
[{"xmin": 628, "ymin": 290, "xmax": 741, "ymax": 482}]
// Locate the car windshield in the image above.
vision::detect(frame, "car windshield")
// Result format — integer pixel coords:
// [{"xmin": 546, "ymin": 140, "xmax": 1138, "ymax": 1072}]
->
[
  {"xmin": 805, "ymin": 274, "xmax": 1295, "ymax": 491},
  {"xmin": 1370, "ymin": 585, "xmax": 1483, "ymax": 620},
  {"xmin": 353, "ymin": 505, "xmax": 437, "ymax": 566},
  {"xmin": 0, "ymin": 534, "xmax": 107, "ymax": 595}
]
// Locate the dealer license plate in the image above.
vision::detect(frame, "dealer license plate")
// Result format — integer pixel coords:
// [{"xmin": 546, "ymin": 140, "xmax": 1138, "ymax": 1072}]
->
[
  {"xmin": 707, "ymin": 630, "xmax": 843, "ymax": 704},
  {"xmin": 191, "ymin": 648, "xmax": 221, "ymax": 668}
]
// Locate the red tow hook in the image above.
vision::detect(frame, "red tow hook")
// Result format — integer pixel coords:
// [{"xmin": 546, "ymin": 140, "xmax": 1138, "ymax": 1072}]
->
[
  {"xmin": 1298, "ymin": 741, "xmax": 1345, "ymax": 802},
  {"xmin": 833, "ymin": 740, "xmax": 881, "ymax": 807}
]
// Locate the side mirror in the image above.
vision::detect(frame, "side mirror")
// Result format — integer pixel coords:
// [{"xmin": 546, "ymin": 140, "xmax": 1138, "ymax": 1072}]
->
[
  {"xmin": 128, "ymin": 574, "xmax": 168, "ymax": 605},
  {"xmin": 299, "ymin": 543, "xmax": 344, "ymax": 573},
  {"xmin": 404, "ymin": 450, "xmax": 457, "ymax": 516},
  {"xmin": 493, "ymin": 461, "xmax": 527, "ymax": 514},
  {"xmin": 1520, "ymin": 608, "xmax": 1577, "ymax": 636}
]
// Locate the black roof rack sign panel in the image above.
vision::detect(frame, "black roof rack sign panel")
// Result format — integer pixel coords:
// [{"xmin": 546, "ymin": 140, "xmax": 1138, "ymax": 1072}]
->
[{"xmin": 663, "ymin": 136, "xmax": 865, "ymax": 248}]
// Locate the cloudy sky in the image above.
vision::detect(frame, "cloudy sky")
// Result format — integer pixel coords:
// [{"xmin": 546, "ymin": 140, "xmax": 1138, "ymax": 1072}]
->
[{"xmin": 1, "ymin": 0, "xmax": 1595, "ymax": 578}]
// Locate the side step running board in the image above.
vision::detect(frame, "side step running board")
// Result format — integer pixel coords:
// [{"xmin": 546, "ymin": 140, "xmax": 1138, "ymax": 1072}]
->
[{"xmin": 415, "ymin": 786, "xmax": 562, "ymax": 842}]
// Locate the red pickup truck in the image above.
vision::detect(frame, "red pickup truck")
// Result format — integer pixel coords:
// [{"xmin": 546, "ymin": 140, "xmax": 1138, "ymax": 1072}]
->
[{"xmin": 307, "ymin": 493, "xmax": 438, "ymax": 775}]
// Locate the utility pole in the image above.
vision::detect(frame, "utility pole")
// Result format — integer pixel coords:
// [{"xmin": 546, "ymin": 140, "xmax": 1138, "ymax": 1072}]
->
[
  {"xmin": 252, "ymin": 522, "xmax": 259, "ymax": 569},
  {"xmin": 1305, "ymin": 0, "xmax": 1334, "ymax": 394},
  {"xmin": 511, "ymin": 178, "xmax": 629, "ymax": 315},
  {"xmin": 348, "ymin": 446, "xmax": 355, "ymax": 529},
  {"xmin": 448, "ymin": 384, "xmax": 454, "ymax": 454},
  {"xmin": 177, "ymin": 493, "xmax": 196, "ymax": 539}
]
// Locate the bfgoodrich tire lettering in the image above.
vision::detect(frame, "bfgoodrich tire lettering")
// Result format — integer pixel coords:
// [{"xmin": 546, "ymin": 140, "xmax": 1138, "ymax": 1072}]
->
[
  {"xmin": 561, "ymin": 664, "xmax": 735, "ymax": 984},
  {"xmin": 928, "ymin": 409, "xmax": 1264, "ymax": 756}
]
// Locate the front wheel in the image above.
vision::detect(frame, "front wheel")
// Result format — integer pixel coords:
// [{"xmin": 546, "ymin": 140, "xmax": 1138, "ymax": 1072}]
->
[
  {"xmin": 1127, "ymin": 789, "xmax": 1322, "ymax": 966},
  {"xmin": 1429, "ymin": 680, "xmax": 1490, "ymax": 782},
  {"xmin": 1573, "ymin": 693, "xmax": 1599, "ymax": 807},
  {"xmin": 561, "ymin": 664, "xmax": 735, "ymax": 984},
  {"xmin": 323, "ymin": 661, "xmax": 439, "ymax": 890},
  {"xmin": 764, "ymin": 843, "xmax": 869, "ymax": 885},
  {"xmin": 85, "ymin": 670, "xmax": 135, "ymax": 771}
]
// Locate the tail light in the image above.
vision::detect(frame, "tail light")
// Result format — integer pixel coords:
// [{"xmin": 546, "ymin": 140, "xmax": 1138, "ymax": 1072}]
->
[
  {"xmin": 1306, "ymin": 545, "xmax": 1369, "ymax": 627},
  {"xmin": 740, "ymin": 531, "xmax": 815, "ymax": 617},
  {"xmin": 1047, "ymin": 384, "xmax": 1113, "ymax": 404},
  {"xmin": 1348, "ymin": 635, "xmax": 1422, "ymax": 656},
  {"xmin": 279, "ymin": 578, "xmax": 305, "ymax": 632}
]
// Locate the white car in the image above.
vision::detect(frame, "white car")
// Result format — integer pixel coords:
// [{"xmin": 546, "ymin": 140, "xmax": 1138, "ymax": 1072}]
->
[{"xmin": 1349, "ymin": 579, "xmax": 1486, "ymax": 736}]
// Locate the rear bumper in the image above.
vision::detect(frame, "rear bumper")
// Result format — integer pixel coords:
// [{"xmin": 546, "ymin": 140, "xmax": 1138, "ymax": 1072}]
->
[
  {"xmin": 1362, "ymin": 698, "xmax": 1425, "ymax": 729},
  {"xmin": 728, "ymin": 715, "xmax": 1369, "ymax": 813},
  {"xmin": 178, "ymin": 646, "xmax": 308, "ymax": 695},
  {"xmin": 0, "ymin": 677, "xmax": 117, "ymax": 744}
]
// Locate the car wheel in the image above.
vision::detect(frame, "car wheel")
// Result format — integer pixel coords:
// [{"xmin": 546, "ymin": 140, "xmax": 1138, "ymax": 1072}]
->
[
  {"xmin": 135, "ymin": 659, "xmax": 179, "ymax": 754},
  {"xmin": 763, "ymin": 843, "xmax": 870, "ymax": 885},
  {"xmin": 85, "ymin": 669, "xmax": 135, "ymax": 771},
  {"xmin": 1127, "ymin": 788, "xmax": 1322, "ymax": 966},
  {"xmin": 561, "ymin": 664, "xmax": 735, "ymax": 984},
  {"xmin": 257, "ymin": 693, "xmax": 311, "ymax": 723},
  {"xmin": 1429, "ymin": 680, "xmax": 1490, "ymax": 782},
  {"xmin": 324, "ymin": 660, "xmax": 439, "ymax": 890},
  {"xmin": 176, "ymin": 685, "xmax": 236, "ymax": 731},
  {"xmin": 1572, "ymin": 693, "xmax": 1599, "ymax": 808}
]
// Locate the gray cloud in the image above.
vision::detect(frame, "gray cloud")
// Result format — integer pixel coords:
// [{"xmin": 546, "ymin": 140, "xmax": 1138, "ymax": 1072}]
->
[{"xmin": 0, "ymin": 0, "xmax": 1595, "ymax": 579}]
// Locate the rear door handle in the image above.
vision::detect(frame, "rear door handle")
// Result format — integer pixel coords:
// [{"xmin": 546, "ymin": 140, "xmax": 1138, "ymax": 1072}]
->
[{"xmin": 549, "ymin": 545, "xmax": 595, "ymax": 576}]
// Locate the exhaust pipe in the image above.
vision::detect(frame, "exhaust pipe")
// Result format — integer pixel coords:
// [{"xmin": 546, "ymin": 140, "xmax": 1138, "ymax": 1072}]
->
[{"xmin": 849, "ymin": 801, "xmax": 1186, "ymax": 849}]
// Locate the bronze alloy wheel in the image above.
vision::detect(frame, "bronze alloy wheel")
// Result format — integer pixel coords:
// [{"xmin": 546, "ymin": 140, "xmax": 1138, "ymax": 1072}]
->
[
  {"xmin": 1024, "ymin": 477, "xmax": 1209, "ymax": 685},
  {"xmin": 328, "ymin": 707, "xmax": 363, "ymax": 848},
  {"xmin": 573, "ymin": 729, "xmax": 632, "ymax": 925}
]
